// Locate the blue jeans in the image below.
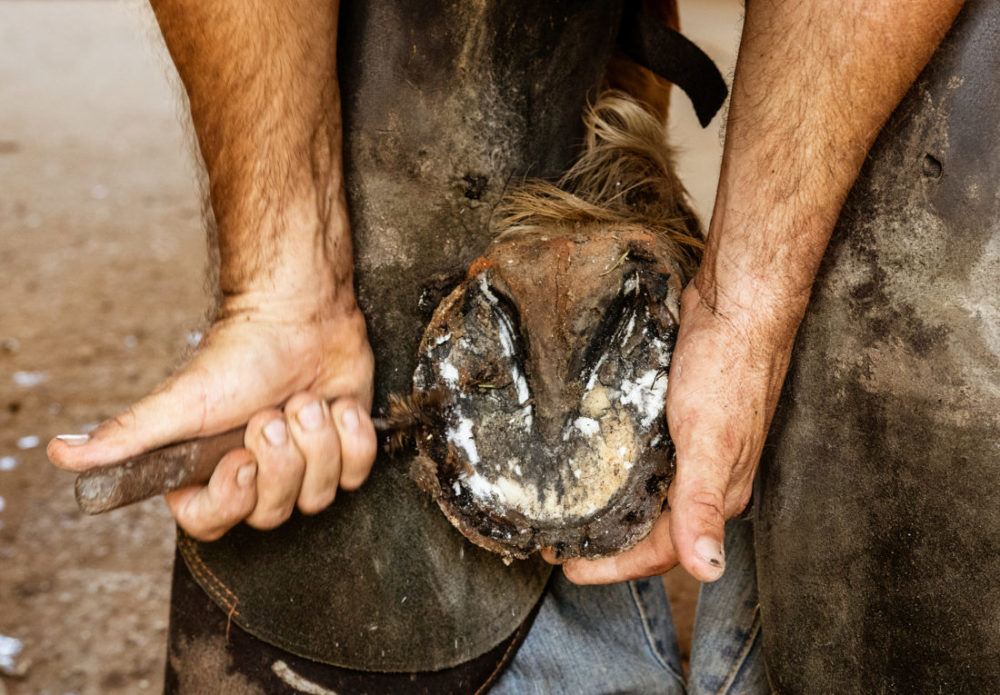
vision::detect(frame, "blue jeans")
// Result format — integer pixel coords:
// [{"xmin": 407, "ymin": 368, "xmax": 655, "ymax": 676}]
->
[{"xmin": 492, "ymin": 519, "xmax": 767, "ymax": 695}]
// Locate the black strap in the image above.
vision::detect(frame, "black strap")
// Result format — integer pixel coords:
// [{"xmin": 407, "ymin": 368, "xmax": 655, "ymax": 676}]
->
[{"xmin": 619, "ymin": 1, "xmax": 729, "ymax": 127}]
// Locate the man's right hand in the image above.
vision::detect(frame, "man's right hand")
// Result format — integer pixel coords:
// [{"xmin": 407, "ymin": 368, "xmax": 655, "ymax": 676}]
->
[{"xmin": 47, "ymin": 291, "xmax": 377, "ymax": 541}]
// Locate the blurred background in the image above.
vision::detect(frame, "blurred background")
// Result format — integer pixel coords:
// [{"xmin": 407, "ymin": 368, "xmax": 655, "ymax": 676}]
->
[{"xmin": 0, "ymin": 2, "xmax": 743, "ymax": 693}]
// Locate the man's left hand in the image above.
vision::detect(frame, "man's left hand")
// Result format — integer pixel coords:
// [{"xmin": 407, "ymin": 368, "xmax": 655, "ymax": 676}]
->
[{"xmin": 558, "ymin": 279, "xmax": 794, "ymax": 584}]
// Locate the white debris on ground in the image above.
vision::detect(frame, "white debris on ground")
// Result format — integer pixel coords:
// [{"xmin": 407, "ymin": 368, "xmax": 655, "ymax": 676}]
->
[
  {"xmin": 0, "ymin": 497, "xmax": 5, "ymax": 512},
  {"xmin": 16, "ymin": 436, "xmax": 40, "ymax": 450},
  {"xmin": 185, "ymin": 331, "xmax": 202, "ymax": 346},
  {"xmin": 0, "ymin": 457, "xmax": 17, "ymax": 471},
  {"xmin": 0, "ymin": 634, "xmax": 26, "ymax": 677},
  {"xmin": 11, "ymin": 371, "xmax": 47, "ymax": 388}
]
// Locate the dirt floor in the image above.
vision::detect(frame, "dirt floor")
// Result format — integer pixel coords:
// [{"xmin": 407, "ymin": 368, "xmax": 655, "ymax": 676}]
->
[{"xmin": 0, "ymin": 2, "xmax": 741, "ymax": 693}]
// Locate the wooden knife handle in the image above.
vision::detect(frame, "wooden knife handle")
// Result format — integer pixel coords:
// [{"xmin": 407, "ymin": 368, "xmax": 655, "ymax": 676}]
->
[{"xmin": 74, "ymin": 427, "xmax": 247, "ymax": 514}]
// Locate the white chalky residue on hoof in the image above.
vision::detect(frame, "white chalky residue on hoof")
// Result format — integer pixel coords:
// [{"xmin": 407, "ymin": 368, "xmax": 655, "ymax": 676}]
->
[
  {"xmin": 452, "ymin": 481, "xmax": 461, "ymax": 496},
  {"xmin": 623, "ymin": 271, "xmax": 639, "ymax": 295},
  {"xmin": 497, "ymin": 476, "xmax": 544, "ymax": 513},
  {"xmin": 462, "ymin": 469, "xmax": 576, "ymax": 522},
  {"xmin": 574, "ymin": 417, "xmax": 600, "ymax": 437},
  {"xmin": 584, "ymin": 353, "xmax": 607, "ymax": 393},
  {"xmin": 482, "ymin": 272, "xmax": 534, "ymax": 430},
  {"xmin": 433, "ymin": 332, "xmax": 452, "ymax": 346},
  {"xmin": 447, "ymin": 416, "xmax": 480, "ymax": 464},
  {"xmin": 478, "ymin": 273, "xmax": 499, "ymax": 305},
  {"xmin": 518, "ymin": 405, "xmax": 533, "ymax": 431},
  {"xmin": 620, "ymin": 368, "xmax": 668, "ymax": 428},
  {"xmin": 621, "ymin": 312, "xmax": 636, "ymax": 348},
  {"xmin": 507, "ymin": 458, "xmax": 523, "ymax": 476},
  {"xmin": 495, "ymin": 308, "xmax": 529, "ymax": 401},
  {"xmin": 462, "ymin": 470, "xmax": 499, "ymax": 501},
  {"xmin": 513, "ymin": 375, "xmax": 530, "ymax": 406},
  {"xmin": 439, "ymin": 360, "xmax": 460, "ymax": 387}
]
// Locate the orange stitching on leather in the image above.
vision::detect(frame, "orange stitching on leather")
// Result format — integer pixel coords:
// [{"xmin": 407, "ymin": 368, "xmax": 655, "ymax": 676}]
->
[
  {"xmin": 178, "ymin": 535, "xmax": 241, "ymax": 618},
  {"xmin": 225, "ymin": 600, "xmax": 239, "ymax": 641},
  {"xmin": 187, "ymin": 554, "xmax": 239, "ymax": 617}
]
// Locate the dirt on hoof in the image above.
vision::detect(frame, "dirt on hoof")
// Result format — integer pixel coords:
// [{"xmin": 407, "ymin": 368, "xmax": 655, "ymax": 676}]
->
[{"xmin": 411, "ymin": 227, "xmax": 683, "ymax": 561}]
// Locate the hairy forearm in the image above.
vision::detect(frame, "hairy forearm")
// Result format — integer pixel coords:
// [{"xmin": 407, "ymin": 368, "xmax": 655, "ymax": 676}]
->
[
  {"xmin": 149, "ymin": 0, "xmax": 350, "ymax": 303},
  {"xmin": 703, "ymin": 0, "xmax": 963, "ymax": 330}
]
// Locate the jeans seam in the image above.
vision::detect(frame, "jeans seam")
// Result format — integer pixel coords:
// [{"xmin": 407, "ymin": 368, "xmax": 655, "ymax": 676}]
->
[
  {"xmin": 715, "ymin": 603, "xmax": 761, "ymax": 695},
  {"xmin": 627, "ymin": 580, "xmax": 687, "ymax": 687}
]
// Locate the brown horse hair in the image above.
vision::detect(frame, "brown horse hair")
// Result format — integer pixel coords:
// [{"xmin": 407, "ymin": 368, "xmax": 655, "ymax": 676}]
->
[{"xmin": 493, "ymin": 90, "xmax": 703, "ymax": 282}]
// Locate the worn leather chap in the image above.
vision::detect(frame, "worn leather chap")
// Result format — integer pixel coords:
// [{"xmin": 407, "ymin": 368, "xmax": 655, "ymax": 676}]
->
[
  {"xmin": 176, "ymin": 1, "xmax": 626, "ymax": 671},
  {"xmin": 757, "ymin": 1, "xmax": 1000, "ymax": 691}
]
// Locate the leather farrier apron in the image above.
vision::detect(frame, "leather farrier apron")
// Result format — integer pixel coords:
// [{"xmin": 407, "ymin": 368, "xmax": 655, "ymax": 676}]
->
[
  {"xmin": 175, "ymin": 1, "xmax": 624, "ymax": 672},
  {"xmin": 757, "ymin": 0, "xmax": 1000, "ymax": 691}
]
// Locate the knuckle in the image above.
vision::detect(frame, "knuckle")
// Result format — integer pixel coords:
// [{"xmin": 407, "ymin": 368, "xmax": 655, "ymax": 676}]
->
[
  {"xmin": 178, "ymin": 517, "xmax": 224, "ymax": 542},
  {"xmin": 686, "ymin": 489, "xmax": 726, "ymax": 520},
  {"xmin": 339, "ymin": 466, "xmax": 371, "ymax": 490},
  {"xmin": 285, "ymin": 391, "xmax": 319, "ymax": 413},
  {"xmin": 297, "ymin": 490, "xmax": 336, "ymax": 515},
  {"xmin": 344, "ymin": 434, "xmax": 377, "ymax": 467},
  {"xmin": 726, "ymin": 488, "xmax": 753, "ymax": 518},
  {"xmin": 263, "ymin": 453, "xmax": 306, "ymax": 481},
  {"xmin": 642, "ymin": 561, "xmax": 671, "ymax": 578},
  {"xmin": 191, "ymin": 527, "xmax": 225, "ymax": 542},
  {"xmin": 247, "ymin": 408, "xmax": 282, "ymax": 431},
  {"xmin": 246, "ymin": 505, "xmax": 293, "ymax": 530}
]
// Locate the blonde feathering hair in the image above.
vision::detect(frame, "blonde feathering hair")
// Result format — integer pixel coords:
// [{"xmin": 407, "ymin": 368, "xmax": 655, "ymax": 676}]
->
[{"xmin": 494, "ymin": 91, "xmax": 703, "ymax": 281}]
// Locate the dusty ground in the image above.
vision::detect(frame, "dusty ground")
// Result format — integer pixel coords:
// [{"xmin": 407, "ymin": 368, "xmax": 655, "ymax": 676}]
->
[{"xmin": 0, "ymin": 2, "xmax": 741, "ymax": 693}]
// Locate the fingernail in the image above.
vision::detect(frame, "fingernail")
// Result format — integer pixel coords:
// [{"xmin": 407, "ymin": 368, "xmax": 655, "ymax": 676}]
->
[
  {"xmin": 341, "ymin": 407, "xmax": 360, "ymax": 432},
  {"xmin": 55, "ymin": 434, "xmax": 90, "ymax": 446},
  {"xmin": 298, "ymin": 401, "xmax": 324, "ymax": 431},
  {"xmin": 237, "ymin": 462, "xmax": 256, "ymax": 488},
  {"xmin": 694, "ymin": 536, "xmax": 725, "ymax": 580},
  {"xmin": 263, "ymin": 419, "xmax": 287, "ymax": 446}
]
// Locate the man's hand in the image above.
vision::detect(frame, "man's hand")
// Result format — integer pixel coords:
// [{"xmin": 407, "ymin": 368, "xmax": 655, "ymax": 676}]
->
[
  {"xmin": 48, "ymin": 288, "xmax": 377, "ymax": 541},
  {"xmin": 563, "ymin": 279, "xmax": 795, "ymax": 583},
  {"xmin": 559, "ymin": 0, "xmax": 963, "ymax": 584},
  {"xmin": 47, "ymin": 0, "xmax": 369, "ymax": 541}
]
